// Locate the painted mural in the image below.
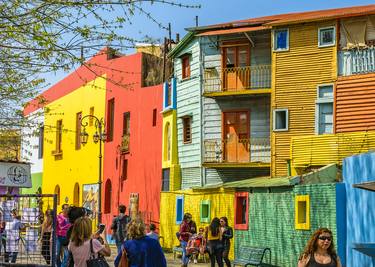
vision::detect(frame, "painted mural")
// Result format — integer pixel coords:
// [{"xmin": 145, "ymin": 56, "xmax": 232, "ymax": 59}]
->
[{"xmin": 82, "ymin": 183, "xmax": 99, "ymax": 215}]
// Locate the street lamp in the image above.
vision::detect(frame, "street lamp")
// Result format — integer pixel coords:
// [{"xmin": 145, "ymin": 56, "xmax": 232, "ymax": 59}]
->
[{"xmin": 80, "ymin": 115, "xmax": 106, "ymax": 224}]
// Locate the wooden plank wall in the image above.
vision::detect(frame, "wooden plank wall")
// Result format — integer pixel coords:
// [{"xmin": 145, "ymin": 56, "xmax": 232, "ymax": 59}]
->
[
  {"xmin": 336, "ymin": 73, "xmax": 375, "ymax": 132},
  {"xmin": 271, "ymin": 21, "xmax": 337, "ymax": 177}
]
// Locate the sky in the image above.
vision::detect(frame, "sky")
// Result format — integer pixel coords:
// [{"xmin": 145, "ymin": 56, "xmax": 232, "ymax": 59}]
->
[{"xmin": 45, "ymin": 0, "xmax": 375, "ymax": 85}]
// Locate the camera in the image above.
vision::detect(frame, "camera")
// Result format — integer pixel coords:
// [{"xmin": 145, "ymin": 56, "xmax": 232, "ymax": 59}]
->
[{"xmin": 98, "ymin": 224, "xmax": 105, "ymax": 234}]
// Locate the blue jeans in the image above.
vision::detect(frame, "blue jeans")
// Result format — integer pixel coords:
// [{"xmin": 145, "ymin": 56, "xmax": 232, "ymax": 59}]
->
[
  {"xmin": 116, "ymin": 240, "xmax": 123, "ymax": 255},
  {"xmin": 180, "ymin": 240, "xmax": 190, "ymax": 265},
  {"xmin": 56, "ymin": 236, "xmax": 69, "ymax": 267},
  {"xmin": 4, "ymin": 252, "xmax": 18, "ymax": 263}
]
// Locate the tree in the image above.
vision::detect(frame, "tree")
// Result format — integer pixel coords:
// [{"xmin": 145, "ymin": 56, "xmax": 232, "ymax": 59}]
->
[{"xmin": 0, "ymin": 0, "xmax": 200, "ymax": 129}]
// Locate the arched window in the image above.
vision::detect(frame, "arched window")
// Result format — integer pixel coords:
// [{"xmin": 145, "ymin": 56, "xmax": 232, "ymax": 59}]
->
[
  {"xmin": 54, "ymin": 185, "xmax": 60, "ymax": 206},
  {"xmin": 164, "ymin": 122, "xmax": 171, "ymax": 161},
  {"xmin": 73, "ymin": 183, "xmax": 80, "ymax": 206},
  {"xmin": 104, "ymin": 180, "xmax": 112, "ymax": 214}
]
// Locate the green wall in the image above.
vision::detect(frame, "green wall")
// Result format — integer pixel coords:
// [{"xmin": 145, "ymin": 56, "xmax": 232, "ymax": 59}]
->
[
  {"xmin": 21, "ymin": 172, "xmax": 42, "ymax": 194},
  {"xmin": 235, "ymin": 183, "xmax": 337, "ymax": 267}
]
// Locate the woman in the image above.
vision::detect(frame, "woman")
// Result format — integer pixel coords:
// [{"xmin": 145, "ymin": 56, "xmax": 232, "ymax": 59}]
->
[
  {"xmin": 298, "ymin": 228, "xmax": 342, "ymax": 267},
  {"xmin": 40, "ymin": 209, "xmax": 53, "ymax": 264},
  {"xmin": 114, "ymin": 218, "xmax": 166, "ymax": 267},
  {"xmin": 220, "ymin": 217, "xmax": 233, "ymax": 267},
  {"xmin": 179, "ymin": 213, "xmax": 196, "ymax": 267},
  {"xmin": 205, "ymin": 217, "xmax": 223, "ymax": 267},
  {"xmin": 68, "ymin": 217, "xmax": 110, "ymax": 267}
]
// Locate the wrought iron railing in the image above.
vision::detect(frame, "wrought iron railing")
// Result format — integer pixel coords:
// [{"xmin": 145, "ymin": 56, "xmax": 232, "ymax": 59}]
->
[
  {"xmin": 204, "ymin": 65, "xmax": 271, "ymax": 93},
  {"xmin": 121, "ymin": 134, "xmax": 130, "ymax": 153},
  {"xmin": 339, "ymin": 46, "xmax": 375, "ymax": 76},
  {"xmin": 203, "ymin": 137, "xmax": 271, "ymax": 163}
]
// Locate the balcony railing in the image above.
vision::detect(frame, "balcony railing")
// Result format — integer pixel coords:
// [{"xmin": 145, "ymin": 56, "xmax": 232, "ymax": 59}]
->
[
  {"xmin": 291, "ymin": 131, "xmax": 375, "ymax": 168},
  {"xmin": 121, "ymin": 134, "xmax": 130, "ymax": 153},
  {"xmin": 204, "ymin": 65, "xmax": 271, "ymax": 93},
  {"xmin": 339, "ymin": 46, "xmax": 375, "ymax": 76},
  {"xmin": 203, "ymin": 137, "xmax": 270, "ymax": 164}
]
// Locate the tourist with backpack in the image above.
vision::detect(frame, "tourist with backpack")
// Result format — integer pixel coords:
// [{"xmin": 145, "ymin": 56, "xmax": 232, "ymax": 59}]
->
[{"xmin": 111, "ymin": 205, "xmax": 130, "ymax": 254}]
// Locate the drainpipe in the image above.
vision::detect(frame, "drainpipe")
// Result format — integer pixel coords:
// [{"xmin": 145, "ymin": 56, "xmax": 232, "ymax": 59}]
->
[{"xmin": 199, "ymin": 36, "xmax": 206, "ymax": 187}]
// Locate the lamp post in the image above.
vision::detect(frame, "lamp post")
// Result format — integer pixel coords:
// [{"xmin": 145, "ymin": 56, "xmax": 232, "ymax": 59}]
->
[{"xmin": 80, "ymin": 115, "xmax": 106, "ymax": 224}]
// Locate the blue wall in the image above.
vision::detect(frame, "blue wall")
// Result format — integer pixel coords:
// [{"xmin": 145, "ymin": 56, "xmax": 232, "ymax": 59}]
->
[{"xmin": 343, "ymin": 152, "xmax": 375, "ymax": 267}]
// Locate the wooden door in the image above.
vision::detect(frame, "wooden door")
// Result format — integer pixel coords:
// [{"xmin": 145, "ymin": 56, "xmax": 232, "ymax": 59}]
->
[
  {"xmin": 222, "ymin": 45, "xmax": 250, "ymax": 91},
  {"xmin": 223, "ymin": 111, "xmax": 250, "ymax": 162}
]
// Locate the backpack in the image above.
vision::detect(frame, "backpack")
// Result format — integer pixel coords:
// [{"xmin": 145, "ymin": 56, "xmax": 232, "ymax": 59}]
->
[{"xmin": 115, "ymin": 215, "xmax": 130, "ymax": 242}]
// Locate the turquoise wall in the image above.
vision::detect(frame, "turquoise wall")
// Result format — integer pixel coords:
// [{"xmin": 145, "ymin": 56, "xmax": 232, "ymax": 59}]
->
[{"xmin": 235, "ymin": 183, "xmax": 340, "ymax": 267}]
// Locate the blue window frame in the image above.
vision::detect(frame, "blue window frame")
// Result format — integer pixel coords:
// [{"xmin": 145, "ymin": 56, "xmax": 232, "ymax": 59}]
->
[
  {"xmin": 274, "ymin": 29, "xmax": 289, "ymax": 51},
  {"xmin": 163, "ymin": 78, "xmax": 177, "ymax": 110},
  {"xmin": 176, "ymin": 195, "xmax": 184, "ymax": 224}
]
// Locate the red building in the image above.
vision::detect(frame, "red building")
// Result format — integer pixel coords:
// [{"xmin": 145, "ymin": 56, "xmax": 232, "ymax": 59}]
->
[{"xmin": 102, "ymin": 51, "xmax": 163, "ymax": 230}]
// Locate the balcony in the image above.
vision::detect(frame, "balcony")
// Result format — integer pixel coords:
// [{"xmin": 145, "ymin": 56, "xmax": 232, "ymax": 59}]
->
[
  {"xmin": 120, "ymin": 134, "xmax": 130, "ymax": 153},
  {"xmin": 203, "ymin": 65, "xmax": 271, "ymax": 96},
  {"xmin": 203, "ymin": 137, "xmax": 270, "ymax": 167},
  {"xmin": 291, "ymin": 131, "xmax": 375, "ymax": 168},
  {"xmin": 339, "ymin": 46, "xmax": 375, "ymax": 76}
]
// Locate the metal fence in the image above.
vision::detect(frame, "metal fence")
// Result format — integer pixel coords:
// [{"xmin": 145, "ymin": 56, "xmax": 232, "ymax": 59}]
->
[{"xmin": 0, "ymin": 194, "xmax": 57, "ymax": 267}]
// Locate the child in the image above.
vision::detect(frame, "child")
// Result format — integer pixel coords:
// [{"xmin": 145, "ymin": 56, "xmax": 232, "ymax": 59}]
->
[{"xmin": 186, "ymin": 227, "xmax": 206, "ymax": 264}]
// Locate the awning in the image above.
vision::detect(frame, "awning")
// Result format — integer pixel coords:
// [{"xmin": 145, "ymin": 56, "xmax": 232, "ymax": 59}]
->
[
  {"xmin": 353, "ymin": 181, "xmax": 375, "ymax": 192},
  {"xmin": 197, "ymin": 25, "xmax": 269, "ymax": 37}
]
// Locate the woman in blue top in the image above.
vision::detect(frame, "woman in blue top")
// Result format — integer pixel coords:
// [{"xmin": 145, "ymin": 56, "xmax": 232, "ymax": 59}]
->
[{"xmin": 114, "ymin": 218, "xmax": 166, "ymax": 267}]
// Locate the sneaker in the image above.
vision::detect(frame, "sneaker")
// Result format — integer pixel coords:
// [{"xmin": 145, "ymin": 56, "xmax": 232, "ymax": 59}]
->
[{"xmin": 194, "ymin": 259, "xmax": 198, "ymax": 264}]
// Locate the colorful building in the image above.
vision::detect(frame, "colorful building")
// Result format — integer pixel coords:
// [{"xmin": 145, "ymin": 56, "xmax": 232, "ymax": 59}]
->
[{"xmin": 101, "ymin": 51, "xmax": 164, "ymax": 229}]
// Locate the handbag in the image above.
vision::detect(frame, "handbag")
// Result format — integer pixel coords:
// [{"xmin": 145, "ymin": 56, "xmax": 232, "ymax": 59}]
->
[
  {"xmin": 118, "ymin": 248, "xmax": 129, "ymax": 267},
  {"xmin": 86, "ymin": 239, "xmax": 110, "ymax": 267}
]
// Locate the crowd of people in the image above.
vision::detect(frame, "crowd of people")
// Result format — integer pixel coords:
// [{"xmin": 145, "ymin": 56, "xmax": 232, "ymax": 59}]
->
[
  {"xmin": 0, "ymin": 203, "xmax": 342, "ymax": 267},
  {"xmin": 178, "ymin": 213, "xmax": 233, "ymax": 267}
]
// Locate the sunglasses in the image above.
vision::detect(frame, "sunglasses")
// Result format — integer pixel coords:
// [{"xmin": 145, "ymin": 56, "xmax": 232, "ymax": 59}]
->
[{"xmin": 318, "ymin": 236, "xmax": 332, "ymax": 241}]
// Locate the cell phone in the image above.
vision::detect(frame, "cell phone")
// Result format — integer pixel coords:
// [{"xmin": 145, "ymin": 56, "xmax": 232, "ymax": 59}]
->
[{"xmin": 98, "ymin": 224, "xmax": 105, "ymax": 234}]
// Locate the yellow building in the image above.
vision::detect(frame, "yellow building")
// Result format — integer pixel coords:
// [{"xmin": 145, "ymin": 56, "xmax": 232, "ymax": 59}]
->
[{"xmin": 42, "ymin": 76, "xmax": 106, "ymax": 208}]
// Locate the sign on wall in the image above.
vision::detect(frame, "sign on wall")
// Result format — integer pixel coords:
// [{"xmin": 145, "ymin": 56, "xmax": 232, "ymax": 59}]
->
[
  {"xmin": 82, "ymin": 183, "xmax": 99, "ymax": 217},
  {"xmin": 0, "ymin": 162, "xmax": 31, "ymax": 188}
]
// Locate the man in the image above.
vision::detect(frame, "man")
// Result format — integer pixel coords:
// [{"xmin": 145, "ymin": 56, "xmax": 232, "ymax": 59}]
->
[
  {"xmin": 56, "ymin": 204, "xmax": 71, "ymax": 267},
  {"xmin": 179, "ymin": 213, "xmax": 196, "ymax": 267},
  {"xmin": 146, "ymin": 223, "xmax": 159, "ymax": 241},
  {"xmin": 111, "ymin": 204, "xmax": 130, "ymax": 254}
]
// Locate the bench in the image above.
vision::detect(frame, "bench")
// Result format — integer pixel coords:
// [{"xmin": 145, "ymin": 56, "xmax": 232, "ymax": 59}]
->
[
  {"xmin": 173, "ymin": 246, "xmax": 184, "ymax": 260},
  {"xmin": 233, "ymin": 246, "xmax": 271, "ymax": 267}
]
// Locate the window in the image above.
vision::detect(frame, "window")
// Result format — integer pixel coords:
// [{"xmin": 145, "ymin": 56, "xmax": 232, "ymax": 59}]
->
[
  {"xmin": 161, "ymin": 168, "xmax": 170, "ymax": 192},
  {"xmin": 73, "ymin": 183, "xmax": 80, "ymax": 206},
  {"xmin": 164, "ymin": 122, "xmax": 171, "ymax": 161},
  {"xmin": 38, "ymin": 126, "xmax": 44, "ymax": 159},
  {"xmin": 181, "ymin": 55, "xmax": 191, "ymax": 79},
  {"xmin": 163, "ymin": 78, "xmax": 177, "ymax": 110},
  {"xmin": 121, "ymin": 159, "xmax": 128, "ymax": 181},
  {"xmin": 273, "ymin": 109, "xmax": 289, "ymax": 131},
  {"xmin": 106, "ymin": 98, "xmax": 115, "ymax": 142},
  {"xmin": 104, "ymin": 179, "xmax": 112, "ymax": 214},
  {"xmin": 182, "ymin": 116, "xmax": 192, "ymax": 144},
  {"xmin": 316, "ymin": 85, "xmax": 334, "ymax": 135},
  {"xmin": 318, "ymin": 27, "xmax": 335, "ymax": 47},
  {"xmin": 273, "ymin": 29, "xmax": 289, "ymax": 51},
  {"xmin": 75, "ymin": 112, "xmax": 82, "ymax": 150},
  {"xmin": 200, "ymin": 200, "xmax": 211, "ymax": 223},
  {"xmin": 121, "ymin": 112, "xmax": 130, "ymax": 153},
  {"xmin": 152, "ymin": 109, "xmax": 157, "ymax": 127},
  {"xmin": 176, "ymin": 195, "xmax": 184, "ymax": 224},
  {"xmin": 295, "ymin": 195, "xmax": 310, "ymax": 230},
  {"xmin": 89, "ymin": 107, "xmax": 94, "ymax": 126},
  {"xmin": 235, "ymin": 192, "xmax": 248, "ymax": 230},
  {"xmin": 54, "ymin": 120, "xmax": 63, "ymax": 154}
]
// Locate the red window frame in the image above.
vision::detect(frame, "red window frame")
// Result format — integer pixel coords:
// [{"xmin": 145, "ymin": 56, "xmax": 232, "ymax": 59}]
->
[
  {"xmin": 234, "ymin": 192, "xmax": 249, "ymax": 230},
  {"xmin": 182, "ymin": 116, "xmax": 192, "ymax": 144},
  {"xmin": 182, "ymin": 55, "xmax": 191, "ymax": 79}
]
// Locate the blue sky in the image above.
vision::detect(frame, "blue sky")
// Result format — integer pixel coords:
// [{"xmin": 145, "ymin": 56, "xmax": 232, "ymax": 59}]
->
[{"xmin": 46, "ymin": 0, "xmax": 375, "ymax": 85}]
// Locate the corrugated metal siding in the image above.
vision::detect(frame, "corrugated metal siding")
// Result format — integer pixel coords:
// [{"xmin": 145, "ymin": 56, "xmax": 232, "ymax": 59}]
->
[
  {"xmin": 205, "ymin": 168, "xmax": 271, "ymax": 185},
  {"xmin": 336, "ymin": 73, "xmax": 375, "ymax": 132},
  {"xmin": 181, "ymin": 167, "xmax": 201, "ymax": 189},
  {"xmin": 272, "ymin": 21, "xmax": 337, "ymax": 177},
  {"xmin": 291, "ymin": 130, "xmax": 375, "ymax": 167},
  {"xmin": 176, "ymin": 38, "xmax": 202, "ymax": 170}
]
